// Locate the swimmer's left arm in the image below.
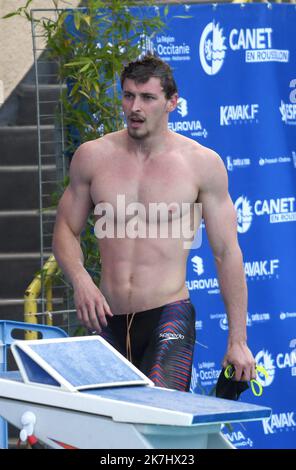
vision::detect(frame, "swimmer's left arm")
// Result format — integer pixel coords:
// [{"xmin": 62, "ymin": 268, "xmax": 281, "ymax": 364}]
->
[{"xmin": 198, "ymin": 148, "xmax": 256, "ymax": 382}]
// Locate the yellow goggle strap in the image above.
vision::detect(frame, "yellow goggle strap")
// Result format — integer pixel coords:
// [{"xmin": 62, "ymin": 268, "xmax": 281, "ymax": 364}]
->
[{"xmin": 224, "ymin": 364, "xmax": 269, "ymax": 397}]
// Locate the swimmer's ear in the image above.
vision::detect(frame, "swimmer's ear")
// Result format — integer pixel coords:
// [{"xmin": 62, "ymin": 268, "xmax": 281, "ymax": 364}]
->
[{"xmin": 166, "ymin": 93, "xmax": 178, "ymax": 113}]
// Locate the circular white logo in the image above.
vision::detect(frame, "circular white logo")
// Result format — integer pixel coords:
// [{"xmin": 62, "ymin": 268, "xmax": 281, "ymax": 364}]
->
[
  {"xmin": 199, "ymin": 22, "xmax": 227, "ymax": 75},
  {"xmin": 255, "ymin": 350, "xmax": 276, "ymax": 387},
  {"xmin": 219, "ymin": 316, "xmax": 228, "ymax": 330},
  {"xmin": 235, "ymin": 196, "xmax": 253, "ymax": 234}
]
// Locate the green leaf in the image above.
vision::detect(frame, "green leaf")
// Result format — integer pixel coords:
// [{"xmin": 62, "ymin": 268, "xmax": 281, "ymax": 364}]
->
[
  {"xmin": 2, "ymin": 12, "xmax": 18, "ymax": 19},
  {"xmin": 93, "ymin": 81, "xmax": 100, "ymax": 94},
  {"xmin": 173, "ymin": 15, "xmax": 194, "ymax": 19},
  {"xmin": 78, "ymin": 90, "xmax": 91, "ymax": 100},
  {"xmin": 24, "ymin": 11, "xmax": 33, "ymax": 21},
  {"xmin": 79, "ymin": 62, "xmax": 92, "ymax": 73},
  {"xmin": 25, "ymin": 0, "xmax": 34, "ymax": 8},
  {"xmin": 64, "ymin": 58, "xmax": 91, "ymax": 67},
  {"xmin": 74, "ymin": 11, "xmax": 81, "ymax": 31},
  {"xmin": 82, "ymin": 15, "xmax": 92, "ymax": 27},
  {"xmin": 11, "ymin": 0, "xmax": 167, "ymax": 313}
]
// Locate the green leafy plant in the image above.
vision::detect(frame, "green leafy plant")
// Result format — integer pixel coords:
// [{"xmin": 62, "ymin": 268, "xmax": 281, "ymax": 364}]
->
[{"xmin": 5, "ymin": 0, "xmax": 167, "ymax": 289}]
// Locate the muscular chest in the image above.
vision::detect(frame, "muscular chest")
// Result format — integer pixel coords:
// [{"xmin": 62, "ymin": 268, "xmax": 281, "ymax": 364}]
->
[{"xmin": 91, "ymin": 156, "xmax": 197, "ymax": 206}]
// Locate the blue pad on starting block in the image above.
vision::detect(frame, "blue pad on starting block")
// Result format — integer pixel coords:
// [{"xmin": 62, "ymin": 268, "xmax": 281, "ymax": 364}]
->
[{"xmin": 11, "ymin": 336, "xmax": 153, "ymax": 391}]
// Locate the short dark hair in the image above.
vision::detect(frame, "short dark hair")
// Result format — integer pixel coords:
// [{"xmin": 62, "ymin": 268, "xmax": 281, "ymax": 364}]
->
[{"xmin": 120, "ymin": 53, "xmax": 178, "ymax": 99}]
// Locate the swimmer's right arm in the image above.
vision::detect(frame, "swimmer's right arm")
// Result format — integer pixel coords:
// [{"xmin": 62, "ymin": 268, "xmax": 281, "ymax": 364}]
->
[{"xmin": 52, "ymin": 143, "xmax": 113, "ymax": 332}]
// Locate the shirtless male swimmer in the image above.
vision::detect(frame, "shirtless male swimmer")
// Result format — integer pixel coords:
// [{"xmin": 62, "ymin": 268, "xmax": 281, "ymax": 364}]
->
[{"xmin": 52, "ymin": 54, "xmax": 256, "ymax": 392}]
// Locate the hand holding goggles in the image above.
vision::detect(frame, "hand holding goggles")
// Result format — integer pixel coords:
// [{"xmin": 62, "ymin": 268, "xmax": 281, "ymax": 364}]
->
[{"xmin": 224, "ymin": 364, "xmax": 269, "ymax": 397}]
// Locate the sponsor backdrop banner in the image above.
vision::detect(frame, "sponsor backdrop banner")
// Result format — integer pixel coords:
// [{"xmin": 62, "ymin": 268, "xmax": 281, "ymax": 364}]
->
[
  {"xmin": 66, "ymin": 3, "xmax": 296, "ymax": 448},
  {"xmin": 146, "ymin": 3, "xmax": 295, "ymax": 449}
]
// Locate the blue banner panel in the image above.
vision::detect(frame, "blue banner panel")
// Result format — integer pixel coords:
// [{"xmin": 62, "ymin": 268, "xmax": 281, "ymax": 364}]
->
[
  {"xmin": 66, "ymin": 3, "xmax": 296, "ymax": 448},
  {"xmin": 150, "ymin": 2, "xmax": 296, "ymax": 449}
]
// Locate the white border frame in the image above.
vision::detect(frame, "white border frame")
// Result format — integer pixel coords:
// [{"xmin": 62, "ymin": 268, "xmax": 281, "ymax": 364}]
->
[{"xmin": 11, "ymin": 335, "xmax": 154, "ymax": 392}]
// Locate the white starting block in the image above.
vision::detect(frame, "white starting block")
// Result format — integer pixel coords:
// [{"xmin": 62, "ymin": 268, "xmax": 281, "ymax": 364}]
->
[{"xmin": 0, "ymin": 336, "xmax": 271, "ymax": 449}]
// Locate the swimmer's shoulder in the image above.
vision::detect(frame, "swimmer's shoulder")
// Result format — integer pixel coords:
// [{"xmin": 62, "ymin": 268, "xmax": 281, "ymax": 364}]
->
[
  {"xmin": 171, "ymin": 131, "xmax": 225, "ymax": 171},
  {"xmin": 170, "ymin": 132, "xmax": 227, "ymax": 191},
  {"xmin": 73, "ymin": 130, "xmax": 124, "ymax": 157},
  {"xmin": 70, "ymin": 130, "xmax": 126, "ymax": 172}
]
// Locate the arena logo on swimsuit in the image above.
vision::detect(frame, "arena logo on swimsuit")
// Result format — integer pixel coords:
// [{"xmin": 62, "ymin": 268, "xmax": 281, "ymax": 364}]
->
[{"xmin": 199, "ymin": 22, "xmax": 289, "ymax": 75}]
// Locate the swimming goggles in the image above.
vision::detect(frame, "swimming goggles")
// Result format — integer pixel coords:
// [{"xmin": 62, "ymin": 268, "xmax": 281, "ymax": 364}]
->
[{"xmin": 224, "ymin": 364, "xmax": 269, "ymax": 397}]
